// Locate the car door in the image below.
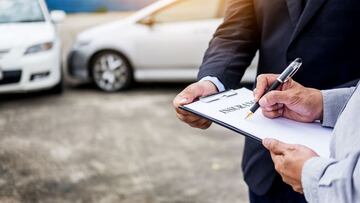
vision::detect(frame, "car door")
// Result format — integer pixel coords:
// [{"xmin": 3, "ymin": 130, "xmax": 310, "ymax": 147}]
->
[{"xmin": 134, "ymin": 0, "xmax": 227, "ymax": 71}]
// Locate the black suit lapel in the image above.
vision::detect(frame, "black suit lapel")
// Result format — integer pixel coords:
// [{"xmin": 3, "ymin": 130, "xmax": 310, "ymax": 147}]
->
[
  {"xmin": 286, "ymin": 0, "xmax": 303, "ymax": 25},
  {"xmin": 289, "ymin": 0, "xmax": 327, "ymax": 44}
]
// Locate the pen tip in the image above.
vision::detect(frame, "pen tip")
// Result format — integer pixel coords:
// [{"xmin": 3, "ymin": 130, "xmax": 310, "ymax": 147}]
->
[{"xmin": 245, "ymin": 112, "xmax": 253, "ymax": 120}]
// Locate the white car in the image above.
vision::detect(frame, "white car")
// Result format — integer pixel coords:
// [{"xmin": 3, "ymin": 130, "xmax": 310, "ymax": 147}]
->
[
  {"xmin": 0, "ymin": 0, "xmax": 65, "ymax": 94},
  {"xmin": 68, "ymin": 0, "xmax": 257, "ymax": 92}
]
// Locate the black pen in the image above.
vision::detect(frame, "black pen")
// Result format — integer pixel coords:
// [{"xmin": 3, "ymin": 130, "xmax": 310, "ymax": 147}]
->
[{"xmin": 245, "ymin": 58, "xmax": 303, "ymax": 119}]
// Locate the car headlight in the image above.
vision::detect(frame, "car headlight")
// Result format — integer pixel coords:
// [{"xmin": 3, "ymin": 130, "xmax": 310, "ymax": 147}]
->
[{"xmin": 24, "ymin": 42, "xmax": 54, "ymax": 55}]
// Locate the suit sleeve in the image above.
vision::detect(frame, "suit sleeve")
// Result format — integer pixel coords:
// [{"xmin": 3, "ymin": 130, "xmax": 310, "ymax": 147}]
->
[
  {"xmin": 302, "ymin": 153, "xmax": 360, "ymax": 203},
  {"xmin": 321, "ymin": 87, "xmax": 356, "ymax": 128},
  {"xmin": 197, "ymin": 0, "xmax": 260, "ymax": 89}
]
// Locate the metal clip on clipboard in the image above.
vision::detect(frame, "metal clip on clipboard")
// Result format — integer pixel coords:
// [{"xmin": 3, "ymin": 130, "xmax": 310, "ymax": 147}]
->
[{"xmin": 199, "ymin": 90, "xmax": 237, "ymax": 103}]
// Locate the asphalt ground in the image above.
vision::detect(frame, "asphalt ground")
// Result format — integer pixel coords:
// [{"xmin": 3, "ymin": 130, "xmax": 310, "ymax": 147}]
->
[{"xmin": 0, "ymin": 13, "xmax": 250, "ymax": 203}]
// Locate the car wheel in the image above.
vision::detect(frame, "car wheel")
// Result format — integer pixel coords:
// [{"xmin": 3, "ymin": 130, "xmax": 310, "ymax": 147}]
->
[{"xmin": 91, "ymin": 51, "xmax": 133, "ymax": 92}]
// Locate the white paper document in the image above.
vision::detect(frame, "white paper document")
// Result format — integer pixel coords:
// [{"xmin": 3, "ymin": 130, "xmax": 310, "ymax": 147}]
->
[{"xmin": 181, "ymin": 88, "xmax": 333, "ymax": 157}]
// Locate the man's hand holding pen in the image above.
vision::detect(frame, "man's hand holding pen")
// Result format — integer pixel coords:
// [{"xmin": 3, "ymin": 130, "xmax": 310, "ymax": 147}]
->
[
  {"xmin": 255, "ymin": 73, "xmax": 324, "ymax": 194},
  {"xmin": 255, "ymin": 74, "xmax": 324, "ymax": 123}
]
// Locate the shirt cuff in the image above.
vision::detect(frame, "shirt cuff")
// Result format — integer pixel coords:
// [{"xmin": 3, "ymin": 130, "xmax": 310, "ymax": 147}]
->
[
  {"xmin": 200, "ymin": 76, "xmax": 226, "ymax": 92},
  {"xmin": 302, "ymin": 157, "xmax": 335, "ymax": 203},
  {"xmin": 321, "ymin": 88, "xmax": 355, "ymax": 128}
]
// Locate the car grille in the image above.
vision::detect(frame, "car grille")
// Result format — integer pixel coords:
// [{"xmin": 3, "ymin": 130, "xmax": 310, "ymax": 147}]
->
[
  {"xmin": 0, "ymin": 49, "xmax": 10, "ymax": 59},
  {"xmin": 0, "ymin": 70, "xmax": 22, "ymax": 85}
]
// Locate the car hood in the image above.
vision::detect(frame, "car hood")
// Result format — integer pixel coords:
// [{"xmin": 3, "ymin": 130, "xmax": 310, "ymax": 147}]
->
[{"xmin": 0, "ymin": 23, "xmax": 55, "ymax": 49}]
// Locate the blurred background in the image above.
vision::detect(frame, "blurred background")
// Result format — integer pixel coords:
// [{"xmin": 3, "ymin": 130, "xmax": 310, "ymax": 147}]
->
[{"xmin": 0, "ymin": 0, "xmax": 257, "ymax": 202}]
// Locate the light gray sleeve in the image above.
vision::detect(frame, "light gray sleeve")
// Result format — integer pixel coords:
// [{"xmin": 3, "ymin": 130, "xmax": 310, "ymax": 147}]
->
[
  {"xmin": 302, "ymin": 152, "xmax": 360, "ymax": 203},
  {"xmin": 321, "ymin": 87, "xmax": 356, "ymax": 128}
]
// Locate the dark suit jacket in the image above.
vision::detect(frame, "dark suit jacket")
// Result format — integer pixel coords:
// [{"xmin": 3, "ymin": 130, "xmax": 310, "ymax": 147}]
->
[{"xmin": 198, "ymin": 0, "xmax": 360, "ymax": 195}]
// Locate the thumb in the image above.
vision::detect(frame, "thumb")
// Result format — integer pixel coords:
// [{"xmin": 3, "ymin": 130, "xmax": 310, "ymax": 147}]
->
[
  {"xmin": 174, "ymin": 93, "xmax": 193, "ymax": 107},
  {"xmin": 259, "ymin": 90, "xmax": 291, "ymax": 107},
  {"xmin": 178, "ymin": 97, "xmax": 190, "ymax": 105},
  {"xmin": 263, "ymin": 138, "xmax": 289, "ymax": 155},
  {"xmin": 174, "ymin": 83, "xmax": 205, "ymax": 107},
  {"xmin": 254, "ymin": 74, "xmax": 279, "ymax": 101}
]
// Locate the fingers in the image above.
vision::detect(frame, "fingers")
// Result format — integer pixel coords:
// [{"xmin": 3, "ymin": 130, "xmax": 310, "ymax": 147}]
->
[
  {"xmin": 173, "ymin": 82, "xmax": 217, "ymax": 129},
  {"xmin": 254, "ymin": 74, "xmax": 279, "ymax": 101},
  {"xmin": 173, "ymin": 85, "xmax": 200, "ymax": 108},
  {"xmin": 282, "ymin": 174, "xmax": 304, "ymax": 194},
  {"xmin": 176, "ymin": 109, "xmax": 212, "ymax": 129},
  {"xmin": 261, "ymin": 102, "xmax": 284, "ymax": 119},
  {"xmin": 281, "ymin": 175, "xmax": 304, "ymax": 194},
  {"xmin": 262, "ymin": 103, "xmax": 284, "ymax": 111},
  {"xmin": 176, "ymin": 111, "xmax": 201, "ymax": 122},
  {"xmin": 176, "ymin": 107, "xmax": 211, "ymax": 128},
  {"xmin": 258, "ymin": 90, "xmax": 293, "ymax": 119},
  {"xmin": 189, "ymin": 118, "xmax": 212, "ymax": 129},
  {"xmin": 200, "ymin": 121, "xmax": 212, "ymax": 129},
  {"xmin": 259, "ymin": 90, "xmax": 290, "ymax": 107},
  {"xmin": 270, "ymin": 153, "xmax": 284, "ymax": 171},
  {"xmin": 293, "ymin": 186, "xmax": 304, "ymax": 194},
  {"xmin": 173, "ymin": 83, "xmax": 204, "ymax": 125},
  {"xmin": 180, "ymin": 113, "xmax": 211, "ymax": 129},
  {"xmin": 261, "ymin": 107, "xmax": 284, "ymax": 119},
  {"xmin": 263, "ymin": 138, "xmax": 292, "ymax": 155},
  {"xmin": 173, "ymin": 81, "xmax": 218, "ymax": 109}
]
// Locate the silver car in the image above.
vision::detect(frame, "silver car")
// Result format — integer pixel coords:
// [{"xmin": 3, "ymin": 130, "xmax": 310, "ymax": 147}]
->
[{"xmin": 68, "ymin": 0, "xmax": 256, "ymax": 92}]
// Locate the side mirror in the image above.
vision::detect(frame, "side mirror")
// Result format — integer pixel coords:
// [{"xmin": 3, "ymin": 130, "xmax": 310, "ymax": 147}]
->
[
  {"xmin": 50, "ymin": 10, "xmax": 66, "ymax": 23},
  {"xmin": 139, "ymin": 16, "xmax": 156, "ymax": 27}
]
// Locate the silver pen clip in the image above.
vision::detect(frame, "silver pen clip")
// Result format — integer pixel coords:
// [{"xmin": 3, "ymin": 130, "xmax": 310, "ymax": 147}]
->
[{"xmin": 284, "ymin": 61, "xmax": 302, "ymax": 82}]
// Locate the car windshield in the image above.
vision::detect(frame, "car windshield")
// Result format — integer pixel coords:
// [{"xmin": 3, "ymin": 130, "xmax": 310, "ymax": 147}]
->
[{"xmin": 0, "ymin": 0, "xmax": 45, "ymax": 24}]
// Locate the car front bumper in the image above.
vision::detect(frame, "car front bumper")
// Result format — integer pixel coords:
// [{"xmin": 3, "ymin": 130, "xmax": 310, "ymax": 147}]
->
[
  {"xmin": 67, "ymin": 49, "xmax": 91, "ymax": 82},
  {"xmin": 0, "ymin": 50, "xmax": 61, "ymax": 93}
]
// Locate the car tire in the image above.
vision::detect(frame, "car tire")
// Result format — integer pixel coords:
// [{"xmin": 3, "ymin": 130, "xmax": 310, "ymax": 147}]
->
[{"xmin": 91, "ymin": 51, "xmax": 133, "ymax": 92}]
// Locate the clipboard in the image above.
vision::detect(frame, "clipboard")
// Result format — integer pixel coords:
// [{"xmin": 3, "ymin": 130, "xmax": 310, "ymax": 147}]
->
[
  {"xmin": 179, "ymin": 88, "xmax": 332, "ymax": 157},
  {"xmin": 180, "ymin": 89, "xmax": 262, "ymax": 143}
]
